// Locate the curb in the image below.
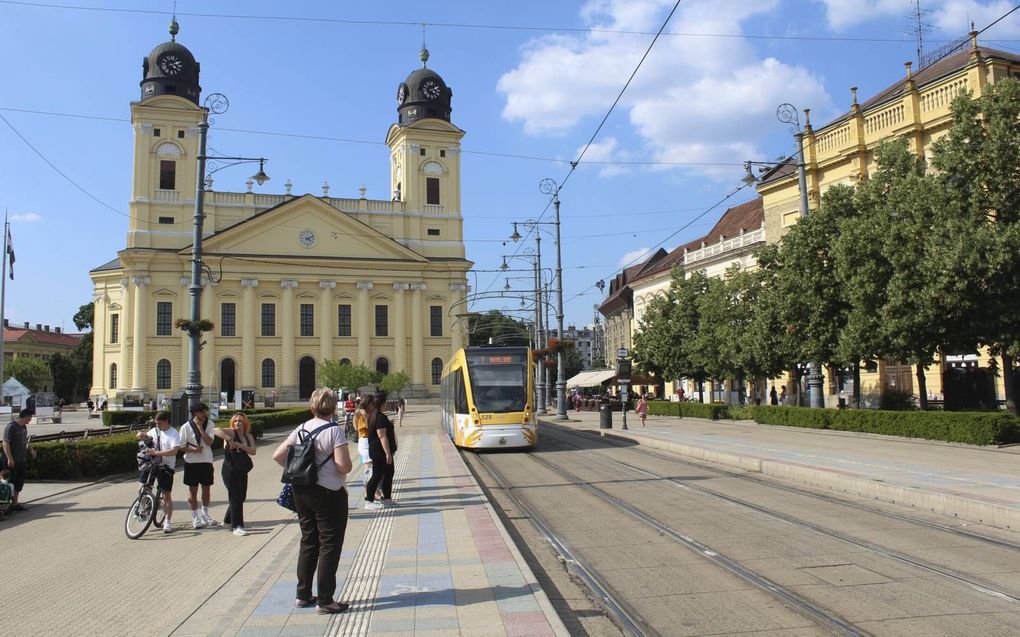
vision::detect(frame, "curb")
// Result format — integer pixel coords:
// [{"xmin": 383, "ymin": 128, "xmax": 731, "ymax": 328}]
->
[{"xmin": 588, "ymin": 426, "xmax": 1020, "ymax": 532}]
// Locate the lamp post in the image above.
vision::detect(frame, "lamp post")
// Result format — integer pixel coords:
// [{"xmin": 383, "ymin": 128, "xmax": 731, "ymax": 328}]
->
[
  {"xmin": 741, "ymin": 103, "xmax": 824, "ymax": 410},
  {"xmin": 186, "ymin": 93, "xmax": 270, "ymax": 409},
  {"xmin": 500, "ymin": 246, "xmax": 546, "ymax": 414}
]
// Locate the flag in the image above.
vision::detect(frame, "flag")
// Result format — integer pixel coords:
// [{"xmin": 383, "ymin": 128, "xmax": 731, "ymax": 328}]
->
[{"xmin": 6, "ymin": 225, "xmax": 13, "ymax": 280}]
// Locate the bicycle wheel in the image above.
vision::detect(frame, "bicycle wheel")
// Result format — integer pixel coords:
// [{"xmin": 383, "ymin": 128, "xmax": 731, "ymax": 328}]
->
[
  {"xmin": 125, "ymin": 493, "xmax": 156, "ymax": 539},
  {"xmin": 153, "ymin": 492, "xmax": 166, "ymax": 527}
]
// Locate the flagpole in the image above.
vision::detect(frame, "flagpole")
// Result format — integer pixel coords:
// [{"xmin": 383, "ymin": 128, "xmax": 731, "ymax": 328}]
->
[{"xmin": 0, "ymin": 210, "xmax": 7, "ymax": 404}]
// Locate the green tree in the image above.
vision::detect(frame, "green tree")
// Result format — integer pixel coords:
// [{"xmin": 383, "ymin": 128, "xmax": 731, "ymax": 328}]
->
[
  {"xmin": 70, "ymin": 302, "xmax": 95, "ymax": 399},
  {"xmin": 542, "ymin": 340, "xmax": 583, "ymax": 385},
  {"xmin": 4, "ymin": 357, "xmax": 50, "ymax": 392},
  {"xmin": 318, "ymin": 360, "xmax": 375, "ymax": 393},
  {"xmin": 931, "ymin": 78, "xmax": 1020, "ymax": 412},
  {"xmin": 379, "ymin": 371, "xmax": 410, "ymax": 398},
  {"xmin": 49, "ymin": 353, "xmax": 78, "ymax": 401},
  {"xmin": 468, "ymin": 310, "xmax": 531, "ymax": 347}
]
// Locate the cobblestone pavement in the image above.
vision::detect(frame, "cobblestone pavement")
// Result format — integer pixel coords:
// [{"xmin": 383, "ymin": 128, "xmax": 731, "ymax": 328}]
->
[{"xmin": 5, "ymin": 407, "xmax": 567, "ymax": 637}]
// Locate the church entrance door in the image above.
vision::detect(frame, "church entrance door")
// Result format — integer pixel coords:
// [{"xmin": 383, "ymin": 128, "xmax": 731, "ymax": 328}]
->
[
  {"xmin": 220, "ymin": 358, "xmax": 236, "ymax": 403},
  {"xmin": 299, "ymin": 356, "xmax": 316, "ymax": 399}
]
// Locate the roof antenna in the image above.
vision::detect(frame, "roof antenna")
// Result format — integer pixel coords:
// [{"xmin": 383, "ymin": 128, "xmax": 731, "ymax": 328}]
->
[
  {"xmin": 420, "ymin": 23, "xmax": 429, "ymax": 68},
  {"xmin": 169, "ymin": 0, "xmax": 178, "ymax": 41},
  {"xmin": 905, "ymin": 0, "xmax": 933, "ymax": 67}
]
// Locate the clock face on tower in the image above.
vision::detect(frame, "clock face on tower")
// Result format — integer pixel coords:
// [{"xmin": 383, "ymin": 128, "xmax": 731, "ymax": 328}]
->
[
  {"xmin": 298, "ymin": 229, "xmax": 316, "ymax": 248},
  {"xmin": 397, "ymin": 83, "xmax": 408, "ymax": 104},
  {"xmin": 420, "ymin": 79, "xmax": 441, "ymax": 100},
  {"xmin": 159, "ymin": 53, "xmax": 183, "ymax": 76}
]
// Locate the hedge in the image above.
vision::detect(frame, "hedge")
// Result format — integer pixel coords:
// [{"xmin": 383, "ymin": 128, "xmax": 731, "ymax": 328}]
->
[
  {"xmin": 752, "ymin": 405, "xmax": 1020, "ymax": 445},
  {"xmin": 646, "ymin": 400, "xmax": 730, "ymax": 420},
  {"xmin": 28, "ymin": 407, "xmax": 312, "ymax": 480},
  {"xmin": 102, "ymin": 410, "xmax": 156, "ymax": 427}
]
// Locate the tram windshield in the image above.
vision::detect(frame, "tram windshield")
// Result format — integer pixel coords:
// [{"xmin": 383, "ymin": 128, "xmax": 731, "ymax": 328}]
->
[{"xmin": 466, "ymin": 349, "xmax": 528, "ymax": 413}]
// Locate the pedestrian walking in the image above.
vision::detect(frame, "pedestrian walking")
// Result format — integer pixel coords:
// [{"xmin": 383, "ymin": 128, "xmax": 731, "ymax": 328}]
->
[
  {"xmin": 355, "ymin": 395, "xmax": 373, "ymax": 491},
  {"xmin": 636, "ymin": 395, "xmax": 649, "ymax": 427},
  {"xmin": 179, "ymin": 402, "xmax": 218, "ymax": 529},
  {"xmin": 770, "ymin": 386, "xmax": 778, "ymax": 406},
  {"xmin": 364, "ymin": 393, "xmax": 397, "ymax": 510},
  {"xmin": 779, "ymin": 385, "xmax": 788, "ymax": 406},
  {"xmin": 396, "ymin": 397, "xmax": 406, "ymax": 427},
  {"xmin": 1, "ymin": 408, "xmax": 35, "ymax": 512},
  {"xmin": 215, "ymin": 412, "xmax": 255, "ymax": 536},
  {"xmin": 272, "ymin": 388, "xmax": 352, "ymax": 614}
]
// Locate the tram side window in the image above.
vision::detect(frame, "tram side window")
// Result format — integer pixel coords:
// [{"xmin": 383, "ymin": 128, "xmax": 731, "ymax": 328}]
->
[{"xmin": 454, "ymin": 369, "xmax": 468, "ymax": 413}]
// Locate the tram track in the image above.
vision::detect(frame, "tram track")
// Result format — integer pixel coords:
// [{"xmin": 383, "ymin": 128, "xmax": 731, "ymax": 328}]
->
[
  {"xmin": 556, "ymin": 423, "xmax": 1020, "ymax": 554},
  {"xmin": 466, "ymin": 423, "xmax": 1020, "ymax": 636},
  {"xmin": 540, "ymin": 426, "xmax": 1020, "ymax": 606}
]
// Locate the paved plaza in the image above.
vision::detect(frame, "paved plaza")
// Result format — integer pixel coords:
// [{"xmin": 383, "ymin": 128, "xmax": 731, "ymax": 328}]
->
[{"xmin": 6, "ymin": 408, "xmax": 567, "ymax": 637}]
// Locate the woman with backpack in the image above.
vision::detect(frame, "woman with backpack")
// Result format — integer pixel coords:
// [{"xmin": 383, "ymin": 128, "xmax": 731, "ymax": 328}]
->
[
  {"xmin": 272, "ymin": 388, "xmax": 353, "ymax": 615},
  {"xmin": 363, "ymin": 393, "xmax": 397, "ymax": 511}
]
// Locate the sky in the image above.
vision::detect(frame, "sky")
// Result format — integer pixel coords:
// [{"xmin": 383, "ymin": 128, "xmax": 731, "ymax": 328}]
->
[{"xmin": 1, "ymin": 0, "xmax": 1019, "ymax": 335}]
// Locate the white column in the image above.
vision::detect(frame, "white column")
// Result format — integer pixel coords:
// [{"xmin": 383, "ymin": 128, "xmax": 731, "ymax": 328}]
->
[
  {"xmin": 130, "ymin": 276, "xmax": 150, "ymax": 391},
  {"xmin": 91, "ymin": 292, "xmax": 107, "ymax": 394},
  {"xmin": 357, "ymin": 281, "xmax": 373, "ymax": 365},
  {"xmin": 200, "ymin": 282, "xmax": 216, "ymax": 393},
  {"xmin": 393, "ymin": 283, "xmax": 407, "ymax": 375},
  {"xmin": 281, "ymin": 279, "xmax": 298, "ymax": 395},
  {"xmin": 411, "ymin": 283, "xmax": 425, "ymax": 385},
  {"xmin": 241, "ymin": 278, "xmax": 258, "ymax": 388},
  {"xmin": 319, "ymin": 280, "xmax": 336, "ymax": 365}
]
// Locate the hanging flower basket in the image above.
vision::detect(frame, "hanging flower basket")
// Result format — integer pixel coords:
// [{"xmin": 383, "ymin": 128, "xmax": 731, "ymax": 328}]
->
[{"xmin": 175, "ymin": 318, "xmax": 215, "ymax": 336}]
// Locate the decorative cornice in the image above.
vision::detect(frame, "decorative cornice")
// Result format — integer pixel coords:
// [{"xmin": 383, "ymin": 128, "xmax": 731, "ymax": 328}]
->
[
  {"xmin": 449, "ymin": 283, "xmax": 467, "ymax": 292},
  {"xmin": 132, "ymin": 276, "xmax": 150, "ymax": 287},
  {"xmin": 393, "ymin": 282, "xmax": 411, "ymax": 291},
  {"xmin": 240, "ymin": 278, "xmax": 259, "ymax": 288},
  {"xmin": 356, "ymin": 281, "xmax": 374, "ymax": 290},
  {"xmin": 280, "ymin": 279, "xmax": 299, "ymax": 288},
  {"xmin": 409, "ymin": 282, "xmax": 427, "ymax": 291},
  {"xmin": 319, "ymin": 280, "xmax": 337, "ymax": 289}
]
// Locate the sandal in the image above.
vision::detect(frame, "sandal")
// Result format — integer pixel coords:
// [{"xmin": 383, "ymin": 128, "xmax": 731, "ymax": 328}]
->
[
  {"xmin": 294, "ymin": 599, "xmax": 316, "ymax": 609},
  {"xmin": 317, "ymin": 601, "xmax": 350, "ymax": 615}
]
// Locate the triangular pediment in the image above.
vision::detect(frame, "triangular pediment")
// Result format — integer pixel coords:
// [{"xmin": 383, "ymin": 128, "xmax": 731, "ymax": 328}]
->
[{"xmin": 186, "ymin": 195, "xmax": 427, "ymax": 263}]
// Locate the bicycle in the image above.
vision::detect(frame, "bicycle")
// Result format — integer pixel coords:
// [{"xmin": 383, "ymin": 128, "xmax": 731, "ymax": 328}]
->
[{"xmin": 124, "ymin": 465, "xmax": 169, "ymax": 539}]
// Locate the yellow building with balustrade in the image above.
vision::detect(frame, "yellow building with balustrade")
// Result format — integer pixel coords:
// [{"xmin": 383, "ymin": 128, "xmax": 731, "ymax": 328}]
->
[
  {"xmin": 89, "ymin": 24, "xmax": 471, "ymax": 403},
  {"xmin": 756, "ymin": 33, "xmax": 1020, "ymax": 408}
]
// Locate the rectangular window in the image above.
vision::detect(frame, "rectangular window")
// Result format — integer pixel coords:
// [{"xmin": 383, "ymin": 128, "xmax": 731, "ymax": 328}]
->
[
  {"xmin": 419, "ymin": 147, "xmax": 426, "ymax": 156},
  {"xmin": 375, "ymin": 304, "xmax": 388, "ymax": 337},
  {"xmin": 177, "ymin": 130, "xmax": 185, "ymax": 139},
  {"xmin": 261, "ymin": 303, "xmax": 276, "ymax": 336},
  {"xmin": 300, "ymin": 304, "xmax": 314, "ymax": 337},
  {"xmin": 110, "ymin": 314, "xmax": 119, "ymax": 344},
  {"xmin": 153, "ymin": 128, "xmax": 161, "ymax": 137},
  {"xmin": 440, "ymin": 149, "xmax": 446, "ymax": 158},
  {"xmin": 156, "ymin": 301, "xmax": 172, "ymax": 336},
  {"xmin": 426, "ymin": 177, "xmax": 440, "ymax": 205},
  {"xmin": 221, "ymin": 303, "xmax": 236, "ymax": 336},
  {"xmin": 427, "ymin": 228, "xmax": 440, "ymax": 236},
  {"xmin": 159, "ymin": 160, "xmax": 176, "ymax": 190},
  {"xmin": 337, "ymin": 304, "xmax": 352, "ymax": 337},
  {"xmin": 157, "ymin": 216, "xmax": 174, "ymax": 224},
  {"xmin": 430, "ymin": 305, "xmax": 443, "ymax": 337}
]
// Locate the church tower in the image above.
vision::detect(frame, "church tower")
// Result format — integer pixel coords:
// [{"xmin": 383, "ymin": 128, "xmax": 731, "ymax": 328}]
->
[
  {"xmin": 385, "ymin": 46, "xmax": 464, "ymax": 220},
  {"xmin": 127, "ymin": 18, "xmax": 204, "ymax": 251}
]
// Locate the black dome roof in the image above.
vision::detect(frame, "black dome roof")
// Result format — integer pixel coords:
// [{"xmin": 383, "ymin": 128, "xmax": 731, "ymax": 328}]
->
[
  {"xmin": 396, "ymin": 49, "xmax": 452, "ymax": 125},
  {"xmin": 140, "ymin": 20, "xmax": 201, "ymax": 104}
]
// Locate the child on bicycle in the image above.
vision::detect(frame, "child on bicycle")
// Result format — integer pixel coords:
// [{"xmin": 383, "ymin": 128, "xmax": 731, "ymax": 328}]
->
[{"xmin": 136, "ymin": 411, "xmax": 180, "ymax": 533}]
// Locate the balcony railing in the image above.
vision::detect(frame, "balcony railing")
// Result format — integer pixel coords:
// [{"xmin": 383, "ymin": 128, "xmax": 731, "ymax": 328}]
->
[{"xmin": 684, "ymin": 227, "xmax": 765, "ymax": 265}]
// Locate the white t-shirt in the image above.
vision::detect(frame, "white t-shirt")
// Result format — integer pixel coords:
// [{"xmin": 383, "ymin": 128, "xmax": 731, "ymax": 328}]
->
[
  {"xmin": 147, "ymin": 426, "xmax": 181, "ymax": 470},
  {"xmin": 179, "ymin": 418, "xmax": 216, "ymax": 464},
  {"xmin": 283, "ymin": 418, "xmax": 347, "ymax": 491}
]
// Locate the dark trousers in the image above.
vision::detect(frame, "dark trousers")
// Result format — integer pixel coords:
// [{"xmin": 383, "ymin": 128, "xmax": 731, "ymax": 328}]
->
[
  {"xmin": 292, "ymin": 485, "xmax": 349, "ymax": 605},
  {"xmin": 365, "ymin": 456, "xmax": 395, "ymax": 501},
  {"xmin": 221, "ymin": 464, "xmax": 248, "ymax": 528}
]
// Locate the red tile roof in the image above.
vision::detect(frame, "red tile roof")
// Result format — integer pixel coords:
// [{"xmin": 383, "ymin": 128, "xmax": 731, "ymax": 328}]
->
[{"xmin": 3, "ymin": 327, "xmax": 82, "ymax": 347}]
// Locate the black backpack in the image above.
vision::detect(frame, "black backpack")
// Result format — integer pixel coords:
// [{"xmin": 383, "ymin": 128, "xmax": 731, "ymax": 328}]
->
[{"xmin": 282, "ymin": 422, "xmax": 337, "ymax": 486}]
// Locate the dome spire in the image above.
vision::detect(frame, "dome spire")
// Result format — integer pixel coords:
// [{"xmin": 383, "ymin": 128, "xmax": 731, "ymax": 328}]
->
[
  {"xmin": 169, "ymin": 0, "xmax": 178, "ymax": 41},
  {"xmin": 420, "ymin": 23, "xmax": 429, "ymax": 68}
]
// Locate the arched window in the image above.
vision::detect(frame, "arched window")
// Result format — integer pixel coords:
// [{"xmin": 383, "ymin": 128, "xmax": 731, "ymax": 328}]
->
[
  {"xmin": 110, "ymin": 363, "xmax": 118, "ymax": 389},
  {"xmin": 431, "ymin": 358, "xmax": 443, "ymax": 385},
  {"xmin": 156, "ymin": 359, "xmax": 171, "ymax": 390},
  {"xmin": 375, "ymin": 357, "xmax": 389, "ymax": 375},
  {"xmin": 339, "ymin": 358, "xmax": 351, "ymax": 366},
  {"xmin": 261, "ymin": 359, "xmax": 276, "ymax": 388}
]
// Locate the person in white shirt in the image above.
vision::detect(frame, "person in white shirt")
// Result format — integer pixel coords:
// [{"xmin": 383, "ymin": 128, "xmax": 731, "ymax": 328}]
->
[
  {"xmin": 136, "ymin": 411, "xmax": 181, "ymax": 533},
  {"xmin": 179, "ymin": 402, "xmax": 218, "ymax": 529}
]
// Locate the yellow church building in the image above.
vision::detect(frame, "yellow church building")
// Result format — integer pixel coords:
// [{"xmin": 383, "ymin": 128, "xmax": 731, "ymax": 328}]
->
[{"xmin": 89, "ymin": 23, "xmax": 471, "ymax": 403}]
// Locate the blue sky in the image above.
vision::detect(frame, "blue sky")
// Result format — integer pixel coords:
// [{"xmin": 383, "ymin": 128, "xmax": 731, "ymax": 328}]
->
[{"xmin": 1, "ymin": 0, "xmax": 1018, "ymax": 334}]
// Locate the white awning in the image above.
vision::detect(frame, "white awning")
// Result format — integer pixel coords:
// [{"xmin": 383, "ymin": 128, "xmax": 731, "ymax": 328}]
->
[{"xmin": 565, "ymin": 369, "xmax": 616, "ymax": 389}]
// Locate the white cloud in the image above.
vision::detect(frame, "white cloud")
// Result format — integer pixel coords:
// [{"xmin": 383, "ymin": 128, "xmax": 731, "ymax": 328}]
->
[
  {"xmin": 498, "ymin": 0, "xmax": 832, "ymax": 180},
  {"xmin": 10, "ymin": 213, "xmax": 42, "ymax": 222},
  {"xmin": 816, "ymin": 0, "xmax": 1020, "ymax": 35},
  {"xmin": 618, "ymin": 247, "xmax": 653, "ymax": 266}
]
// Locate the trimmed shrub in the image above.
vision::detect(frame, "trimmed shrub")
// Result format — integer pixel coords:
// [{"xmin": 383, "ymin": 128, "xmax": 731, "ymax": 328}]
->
[
  {"xmin": 727, "ymin": 405, "xmax": 756, "ymax": 421},
  {"xmin": 28, "ymin": 433, "xmax": 139, "ymax": 480},
  {"xmin": 101, "ymin": 410, "xmax": 156, "ymax": 427},
  {"xmin": 751, "ymin": 405, "xmax": 1019, "ymax": 445},
  {"xmin": 214, "ymin": 407, "xmax": 310, "ymax": 440},
  {"xmin": 879, "ymin": 388, "xmax": 915, "ymax": 411},
  {"xmin": 646, "ymin": 400, "xmax": 729, "ymax": 420}
]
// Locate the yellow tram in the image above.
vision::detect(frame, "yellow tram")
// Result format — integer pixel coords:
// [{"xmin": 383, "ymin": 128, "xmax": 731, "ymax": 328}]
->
[{"xmin": 440, "ymin": 346, "xmax": 536, "ymax": 449}]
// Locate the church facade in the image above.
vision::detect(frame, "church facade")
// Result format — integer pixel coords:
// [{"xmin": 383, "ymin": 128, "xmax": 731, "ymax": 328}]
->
[{"xmin": 89, "ymin": 24, "xmax": 472, "ymax": 403}]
